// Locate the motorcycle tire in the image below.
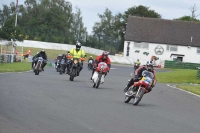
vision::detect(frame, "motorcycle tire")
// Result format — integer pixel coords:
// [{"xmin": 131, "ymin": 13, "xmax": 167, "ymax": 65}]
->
[
  {"xmin": 96, "ymin": 74, "xmax": 102, "ymax": 89},
  {"xmin": 69, "ymin": 69, "xmax": 76, "ymax": 81},
  {"xmin": 93, "ymin": 83, "xmax": 96, "ymax": 88},
  {"xmin": 60, "ymin": 67, "xmax": 62, "ymax": 75},
  {"xmin": 34, "ymin": 63, "xmax": 40, "ymax": 75},
  {"xmin": 124, "ymin": 95, "xmax": 132, "ymax": 103},
  {"xmin": 133, "ymin": 88, "xmax": 146, "ymax": 105}
]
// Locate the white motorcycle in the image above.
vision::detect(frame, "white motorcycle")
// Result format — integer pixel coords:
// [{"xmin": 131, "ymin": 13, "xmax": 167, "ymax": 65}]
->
[{"xmin": 92, "ymin": 62, "xmax": 108, "ymax": 89}]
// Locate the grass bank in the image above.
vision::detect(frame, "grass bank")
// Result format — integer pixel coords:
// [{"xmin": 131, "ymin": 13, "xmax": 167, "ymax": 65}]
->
[
  {"xmin": 0, "ymin": 62, "xmax": 31, "ymax": 73},
  {"xmin": 157, "ymin": 69, "xmax": 200, "ymax": 95}
]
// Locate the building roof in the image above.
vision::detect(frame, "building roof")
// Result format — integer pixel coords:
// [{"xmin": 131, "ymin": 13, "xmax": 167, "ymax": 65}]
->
[{"xmin": 125, "ymin": 16, "xmax": 200, "ymax": 47}]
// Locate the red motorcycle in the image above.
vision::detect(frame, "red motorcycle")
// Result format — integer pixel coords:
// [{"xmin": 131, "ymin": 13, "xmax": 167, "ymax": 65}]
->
[
  {"xmin": 124, "ymin": 70, "xmax": 154, "ymax": 105},
  {"xmin": 92, "ymin": 62, "xmax": 108, "ymax": 88}
]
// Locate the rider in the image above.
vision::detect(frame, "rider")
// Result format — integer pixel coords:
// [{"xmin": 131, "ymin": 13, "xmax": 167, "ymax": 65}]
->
[
  {"xmin": 124, "ymin": 61, "xmax": 157, "ymax": 93},
  {"xmin": 88, "ymin": 56, "xmax": 94, "ymax": 67},
  {"xmin": 60, "ymin": 54, "xmax": 68, "ymax": 72},
  {"xmin": 55, "ymin": 54, "xmax": 62, "ymax": 66},
  {"xmin": 32, "ymin": 49, "xmax": 48, "ymax": 71},
  {"xmin": 91, "ymin": 51, "xmax": 111, "ymax": 80},
  {"xmin": 134, "ymin": 59, "xmax": 141, "ymax": 70},
  {"xmin": 31, "ymin": 52, "xmax": 39, "ymax": 69},
  {"xmin": 66, "ymin": 41, "xmax": 86, "ymax": 75},
  {"xmin": 134, "ymin": 59, "xmax": 141, "ymax": 66}
]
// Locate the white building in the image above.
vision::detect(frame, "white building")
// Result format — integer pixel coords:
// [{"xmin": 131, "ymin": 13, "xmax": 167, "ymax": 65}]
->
[{"xmin": 123, "ymin": 16, "xmax": 200, "ymax": 66}]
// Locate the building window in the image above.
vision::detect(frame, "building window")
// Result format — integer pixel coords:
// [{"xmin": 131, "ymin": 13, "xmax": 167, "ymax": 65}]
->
[
  {"xmin": 197, "ymin": 47, "xmax": 200, "ymax": 53},
  {"xmin": 134, "ymin": 42, "xmax": 149, "ymax": 49},
  {"xmin": 166, "ymin": 45, "xmax": 178, "ymax": 51}
]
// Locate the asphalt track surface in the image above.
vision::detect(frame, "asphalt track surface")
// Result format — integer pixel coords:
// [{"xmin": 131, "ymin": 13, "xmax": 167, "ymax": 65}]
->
[{"xmin": 0, "ymin": 64, "xmax": 200, "ymax": 133}]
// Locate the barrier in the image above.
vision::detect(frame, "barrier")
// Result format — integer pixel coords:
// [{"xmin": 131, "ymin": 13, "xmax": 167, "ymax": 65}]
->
[
  {"xmin": 197, "ymin": 70, "xmax": 200, "ymax": 78},
  {"xmin": 164, "ymin": 60, "xmax": 200, "ymax": 69}
]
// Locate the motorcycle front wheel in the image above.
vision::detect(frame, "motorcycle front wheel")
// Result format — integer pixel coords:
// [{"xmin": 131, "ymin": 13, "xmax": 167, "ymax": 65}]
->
[
  {"xmin": 95, "ymin": 74, "xmax": 102, "ymax": 89},
  {"xmin": 124, "ymin": 95, "xmax": 132, "ymax": 103},
  {"xmin": 69, "ymin": 68, "xmax": 76, "ymax": 81},
  {"xmin": 133, "ymin": 88, "xmax": 146, "ymax": 105}
]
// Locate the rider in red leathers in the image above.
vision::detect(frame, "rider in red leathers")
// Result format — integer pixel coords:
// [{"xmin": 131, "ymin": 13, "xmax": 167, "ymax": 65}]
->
[{"xmin": 90, "ymin": 51, "xmax": 111, "ymax": 80}]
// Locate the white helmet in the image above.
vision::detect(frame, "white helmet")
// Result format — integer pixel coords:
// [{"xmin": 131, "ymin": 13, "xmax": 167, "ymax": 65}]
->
[{"xmin": 146, "ymin": 61, "xmax": 153, "ymax": 71}]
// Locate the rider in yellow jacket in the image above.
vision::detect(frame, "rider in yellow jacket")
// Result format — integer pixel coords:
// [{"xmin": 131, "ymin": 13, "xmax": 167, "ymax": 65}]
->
[{"xmin": 66, "ymin": 42, "xmax": 86, "ymax": 75}]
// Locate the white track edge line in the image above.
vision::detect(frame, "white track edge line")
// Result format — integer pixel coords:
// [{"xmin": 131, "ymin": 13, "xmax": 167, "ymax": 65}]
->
[{"xmin": 167, "ymin": 84, "xmax": 200, "ymax": 98}]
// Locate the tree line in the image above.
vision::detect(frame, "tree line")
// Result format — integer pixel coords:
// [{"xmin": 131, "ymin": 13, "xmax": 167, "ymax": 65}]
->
[{"xmin": 0, "ymin": 0, "xmax": 199, "ymax": 53}]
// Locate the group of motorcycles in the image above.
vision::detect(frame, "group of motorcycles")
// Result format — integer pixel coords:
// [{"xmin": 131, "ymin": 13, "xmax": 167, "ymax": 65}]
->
[
  {"xmin": 55, "ymin": 57, "xmax": 86, "ymax": 81},
  {"xmin": 32, "ymin": 56, "xmax": 154, "ymax": 105},
  {"xmin": 54, "ymin": 57, "xmax": 109, "ymax": 89}
]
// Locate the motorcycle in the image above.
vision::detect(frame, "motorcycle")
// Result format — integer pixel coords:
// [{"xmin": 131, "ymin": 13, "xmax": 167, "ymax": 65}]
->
[
  {"xmin": 34, "ymin": 57, "xmax": 43, "ymax": 75},
  {"xmin": 124, "ymin": 70, "xmax": 154, "ymax": 105},
  {"xmin": 55, "ymin": 59, "xmax": 60, "ymax": 72},
  {"xmin": 92, "ymin": 62, "xmax": 108, "ymax": 88},
  {"xmin": 88, "ymin": 60, "xmax": 93, "ymax": 70},
  {"xmin": 59, "ymin": 59, "xmax": 66, "ymax": 75},
  {"xmin": 69, "ymin": 57, "xmax": 85, "ymax": 81}
]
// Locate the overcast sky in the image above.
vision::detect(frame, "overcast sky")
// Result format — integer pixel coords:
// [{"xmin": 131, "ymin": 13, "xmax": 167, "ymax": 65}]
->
[{"xmin": 1, "ymin": 0, "xmax": 200, "ymax": 34}]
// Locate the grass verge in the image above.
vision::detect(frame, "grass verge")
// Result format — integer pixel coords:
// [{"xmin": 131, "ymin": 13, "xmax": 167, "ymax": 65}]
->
[
  {"xmin": 0, "ymin": 62, "xmax": 31, "ymax": 73},
  {"xmin": 157, "ymin": 69, "xmax": 200, "ymax": 95},
  {"xmin": 176, "ymin": 85, "xmax": 200, "ymax": 95}
]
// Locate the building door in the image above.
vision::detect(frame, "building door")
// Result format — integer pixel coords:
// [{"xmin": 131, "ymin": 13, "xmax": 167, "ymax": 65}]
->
[{"xmin": 177, "ymin": 57, "xmax": 183, "ymax": 62}]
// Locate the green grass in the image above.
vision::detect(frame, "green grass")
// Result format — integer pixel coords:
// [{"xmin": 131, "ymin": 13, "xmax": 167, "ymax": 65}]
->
[
  {"xmin": 0, "ymin": 62, "xmax": 31, "ymax": 73},
  {"xmin": 157, "ymin": 69, "xmax": 200, "ymax": 84},
  {"xmin": 157, "ymin": 69, "xmax": 200, "ymax": 95},
  {"xmin": 177, "ymin": 85, "xmax": 200, "ymax": 95}
]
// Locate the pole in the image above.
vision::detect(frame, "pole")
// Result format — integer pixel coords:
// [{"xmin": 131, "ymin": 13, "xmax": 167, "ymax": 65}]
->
[{"xmin": 14, "ymin": 0, "xmax": 18, "ymax": 40}]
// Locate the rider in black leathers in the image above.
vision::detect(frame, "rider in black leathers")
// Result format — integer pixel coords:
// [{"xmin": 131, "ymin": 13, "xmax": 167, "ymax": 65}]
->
[
  {"xmin": 55, "ymin": 54, "xmax": 62, "ymax": 66},
  {"xmin": 32, "ymin": 49, "xmax": 48, "ymax": 71},
  {"xmin": 60, "ymin": 54, "xmax": 68, "ymax": 72}
]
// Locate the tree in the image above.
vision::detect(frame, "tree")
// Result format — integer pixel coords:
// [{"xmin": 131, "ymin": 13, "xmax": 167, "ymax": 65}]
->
[
  {"xmin": 175, "ymin": 4, "xmax": 200, "ymax": 22},
  {"xmin": 175, "ymin": 16, "xmax": 199, "ymax": 22},
  {"xmin": 0, "ymin": 16, "xmax": 24, "ymax": 41},
  {"xmin": 72, "ymin": 7, "xmax": 87, "ymax": 44},
  {"xmin": 189, "ymin": 4, "xmax": 200, "ymax": 21}
]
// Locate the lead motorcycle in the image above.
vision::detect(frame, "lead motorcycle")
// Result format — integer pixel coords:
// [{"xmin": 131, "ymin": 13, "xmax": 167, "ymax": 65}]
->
[
  {"xmin": 34, "ymin": 57, "xmax": 43, "ymax": 75},
  {"xmin": 69, "ymin": 57, "xmax": 85, "ymax": 81},
  {"xmin": 92, "ymin": 62, "xmax": 108, "ymax": 88},
  {"xmin": 124, "ymin": 70, "xmax": 154, "ymax": 105}
]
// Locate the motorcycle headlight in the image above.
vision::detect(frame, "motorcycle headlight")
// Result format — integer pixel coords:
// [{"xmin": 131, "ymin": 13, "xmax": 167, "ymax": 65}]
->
[{"xmin": 74, "ymin": 60, "xmax": 78, "ymax": 64}]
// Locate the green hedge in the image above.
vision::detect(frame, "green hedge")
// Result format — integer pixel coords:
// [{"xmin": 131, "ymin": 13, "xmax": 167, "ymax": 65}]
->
[{"xmin": 164, "ymin": 60, "xmax": 200, "ymax": 70}]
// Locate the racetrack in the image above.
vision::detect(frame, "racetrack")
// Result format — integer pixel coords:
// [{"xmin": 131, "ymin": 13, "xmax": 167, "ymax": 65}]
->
[{"xmin": 0, "ymin": 64, "xmax": 200, "ymax": 133}]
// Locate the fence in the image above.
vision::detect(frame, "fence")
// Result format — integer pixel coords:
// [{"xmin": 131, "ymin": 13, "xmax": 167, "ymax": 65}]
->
[
  {"xmin": 198, "ymin": 70, "xmax": 200, "ymax": 78},
  {"xmin": 164, "ymin": 60, "xmax": 200, "ymax": 70},
  {"xmin": 0, "ymin": 54, "xmax": 23, "ymax": 63}
]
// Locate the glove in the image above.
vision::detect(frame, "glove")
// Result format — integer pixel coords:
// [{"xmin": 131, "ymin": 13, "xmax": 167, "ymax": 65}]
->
[
  {"xmin": 93, "ymin": 63, "xmax": 97, "ymax": 69},
  {"xmin": 107, "ymin": 70, "xmax": 109, "ymax": 73},
  {"xmin": 134, "ymin": 75, "xmax": 138, "ymax": 79}
]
